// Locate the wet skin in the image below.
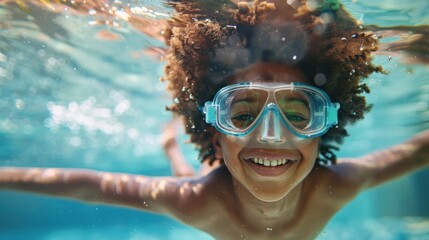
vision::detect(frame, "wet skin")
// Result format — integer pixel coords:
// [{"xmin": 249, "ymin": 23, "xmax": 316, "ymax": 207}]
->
[{"xmin": 1, "ymin": 63, "xmax": 428, "ymax": 239}]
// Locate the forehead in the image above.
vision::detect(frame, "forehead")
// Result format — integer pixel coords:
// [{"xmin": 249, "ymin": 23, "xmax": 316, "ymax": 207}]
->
[{"xmin": 228, "ymin": 63, "xmax": 308, "ymax": 84}]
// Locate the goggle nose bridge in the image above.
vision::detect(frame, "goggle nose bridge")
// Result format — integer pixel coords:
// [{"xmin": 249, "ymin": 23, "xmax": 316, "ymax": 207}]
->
[
  {"xmin": 258, "ymin": 102, "xmax": 283, "ymax": 142},
  {"xmin": 241, "ymin": 90, "xmax": 301, "ymax": 142}
]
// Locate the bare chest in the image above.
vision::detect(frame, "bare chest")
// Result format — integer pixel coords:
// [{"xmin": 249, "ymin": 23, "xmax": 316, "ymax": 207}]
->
[{"xmin": 199, "ymin": 202, "xmax": 339, "ymax": 240}]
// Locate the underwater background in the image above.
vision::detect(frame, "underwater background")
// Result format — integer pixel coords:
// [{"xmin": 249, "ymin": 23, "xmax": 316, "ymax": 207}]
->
[{"xmin": 0, "ymin": 0, "xmax": 429, "ymax": 239}]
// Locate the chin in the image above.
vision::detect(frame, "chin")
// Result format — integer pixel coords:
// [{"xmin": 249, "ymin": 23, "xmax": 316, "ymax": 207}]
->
[{"xmin": 250, "ymin": 185, "xmax": 296, "ymax": 203}]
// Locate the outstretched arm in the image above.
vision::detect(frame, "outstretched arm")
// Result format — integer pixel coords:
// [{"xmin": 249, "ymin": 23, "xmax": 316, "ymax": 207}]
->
[
  {"xmin": 0, "ymin": 167, "xmax": 205, "ymax": 220},
  {"xmin": 162, "ymin": 117, "xmax": 196, "ymax": 177},
  {"xmin": 335, "ymin": 130, "xmax": 429, "ymax": 190},
  {"xmin": 162, "ymin": 117, "xmax": 221, "ymax": 177}
]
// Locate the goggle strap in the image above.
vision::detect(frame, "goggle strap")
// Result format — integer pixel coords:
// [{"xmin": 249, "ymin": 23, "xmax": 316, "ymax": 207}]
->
[
  {"xmin": 203, "ymin": 101, "xmax": 217, "ymax": 124},
  {"xmin": 326, "ymin": 103, "xmax": 340, "ymax": 125}
]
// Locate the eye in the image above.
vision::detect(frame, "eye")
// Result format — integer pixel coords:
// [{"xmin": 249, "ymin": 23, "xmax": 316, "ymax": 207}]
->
[
  {"xmin": 231, "ymin": 113, "xmax": 256, "ymax": 128},
  {"xmin": 285, "ymin": 112, "xmax": 309, "ymax": 129},
  {"xmin": 285, "ymin": 112, "xmax": 307, "ymax": 121}
]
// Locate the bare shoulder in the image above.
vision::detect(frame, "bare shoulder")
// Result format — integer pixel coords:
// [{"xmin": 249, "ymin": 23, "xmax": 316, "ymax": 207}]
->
[
  {"xmin": 306, "ymin": 160, "xmax": 368, "ymax": 204},
  {"xmin": 168, "ymin": 165, "xmax": 232, "ymax": 227}
]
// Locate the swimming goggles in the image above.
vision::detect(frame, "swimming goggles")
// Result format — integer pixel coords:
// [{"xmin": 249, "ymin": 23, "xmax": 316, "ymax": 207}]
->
[{"xmin": 202, "ymin": 82, "xmax": 339, "ymax": 146}]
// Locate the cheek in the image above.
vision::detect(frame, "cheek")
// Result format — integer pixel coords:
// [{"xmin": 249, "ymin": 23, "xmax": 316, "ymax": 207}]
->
[
  {"xmin": 218, "ymin": 133, "xmax": 243, "ymax": 148},
  {"xmin": 219, "ymin": 135, "xmax": 241, "ymax": 160},
  {"xmin": 218, "ymin": 136, "xmax": 245, "ymax": 169},
  {"xmin": 301, "ymin": 137, "xmax": 320, "ymax": 164}
]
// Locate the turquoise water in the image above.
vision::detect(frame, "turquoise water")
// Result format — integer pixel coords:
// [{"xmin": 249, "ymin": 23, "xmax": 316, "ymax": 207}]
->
[{"xmin": 0, "ymin": 0, "xmax": 428, "ymax": 239}]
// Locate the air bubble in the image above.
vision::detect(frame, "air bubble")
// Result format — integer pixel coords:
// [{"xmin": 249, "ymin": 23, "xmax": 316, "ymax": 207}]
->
[
  {"xmin": 226, "ymin": 25, "xmax": 237, "ymax": 30},
  {"xmin": 314, "ymin": 73, "xmax": 327, "ymax": 86},
  {"xmin": 69, "ymin": 136, "xmax": 81, "ymax": 147},
  {"xmin": 48, "ymin": 57, "xmax": 57, "ymax": 65},
  {"xmin": 15, "ymin": 99, "xmax": 25, "ymax": 110}
]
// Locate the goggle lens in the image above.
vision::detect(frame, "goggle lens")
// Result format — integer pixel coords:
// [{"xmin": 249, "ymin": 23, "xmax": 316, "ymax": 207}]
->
[
  {"xmin": 226, "ymin": 89, "xmax": 312, "ymax": 132},
  {"xmin": 275, "ymin": 90, "xmax": 311, "ymax": 130},
  {"xmin": 228, "ymin": 89, "xmax": 268, "ymax": 130}
]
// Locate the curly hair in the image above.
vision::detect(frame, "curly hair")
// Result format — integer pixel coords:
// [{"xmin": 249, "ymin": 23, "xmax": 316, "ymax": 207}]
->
[{"xmin": 163, "ymin": 0, "xmax": 384, "ymax": 165}]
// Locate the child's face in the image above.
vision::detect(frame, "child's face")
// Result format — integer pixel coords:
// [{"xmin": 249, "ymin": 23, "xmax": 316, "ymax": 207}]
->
[{"xmin": 213, "ymin": 62, "xmax": 320, "ymax": 202}]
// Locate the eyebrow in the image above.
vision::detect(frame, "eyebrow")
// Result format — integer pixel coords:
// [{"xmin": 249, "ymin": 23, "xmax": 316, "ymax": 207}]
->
[
  {"xmin": 231, "ymin": 97, "xmax": 259, "ymax": 105},
  {"xmin": 278, "ymin": 97, "xmax": 308, "ymax": 106}
]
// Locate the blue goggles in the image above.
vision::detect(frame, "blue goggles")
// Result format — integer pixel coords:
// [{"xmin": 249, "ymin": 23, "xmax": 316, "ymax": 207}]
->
[{"xmin": 202, "ymin": 82, "xmax": 340, "ymax": 139}]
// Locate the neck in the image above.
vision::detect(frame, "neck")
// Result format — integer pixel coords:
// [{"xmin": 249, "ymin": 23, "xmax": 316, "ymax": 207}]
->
[{"xmin": 231, "ymin": 177, "xmax": 304, "ymax": 227}]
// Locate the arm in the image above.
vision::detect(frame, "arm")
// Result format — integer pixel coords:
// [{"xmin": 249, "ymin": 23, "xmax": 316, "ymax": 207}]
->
[
  {"xmin": 334, "ymin": 130, "xmax": 429, "ymax": 190},
  {"xmin": 0, "ymin": 167, "xmax": 204, "ymax": 219},
  {"xmin": 162, "ymin": 117, "xmax": 221, "ymax": 176},
  {"xmin": 162, "ymin": 117, "xmax": 196, "ymax": 177}
]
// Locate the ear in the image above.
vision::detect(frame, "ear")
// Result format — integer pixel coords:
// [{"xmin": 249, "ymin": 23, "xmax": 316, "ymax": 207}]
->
[{"xmin": 211, "ymin": 130, "xmax": 224, "ymax": 160}]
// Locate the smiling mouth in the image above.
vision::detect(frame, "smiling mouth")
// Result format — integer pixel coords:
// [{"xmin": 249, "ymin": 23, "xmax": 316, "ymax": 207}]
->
[{"xmin": 247, "ymin": 157, "xmax": 298, "ymax": 167}]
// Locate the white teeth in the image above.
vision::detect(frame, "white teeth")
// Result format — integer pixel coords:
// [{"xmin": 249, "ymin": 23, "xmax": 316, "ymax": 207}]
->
[{"xmin": 250, "ymin": 158, "xmax": 293, "ymax": 166}]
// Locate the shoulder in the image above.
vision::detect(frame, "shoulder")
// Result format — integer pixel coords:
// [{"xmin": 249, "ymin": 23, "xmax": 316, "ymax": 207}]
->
[
  {"xmin": 306, "ymin": 159, "xmax": 369, "ymax": 204},
  {"xmin": 167, "ymin": 165, "xmax": 232, "ymax": 227}
]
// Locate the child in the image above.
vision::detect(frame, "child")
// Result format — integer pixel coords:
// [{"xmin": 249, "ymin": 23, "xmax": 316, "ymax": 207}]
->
[{"xmin": 1, "ymin": 1, "xmax": 429, "ymax": 239}]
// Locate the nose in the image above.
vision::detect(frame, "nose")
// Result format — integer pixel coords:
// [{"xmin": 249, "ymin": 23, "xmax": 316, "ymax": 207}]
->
[{"xmin": 258, "ymin": 103, "xmax": 284, "ymax": 143}]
